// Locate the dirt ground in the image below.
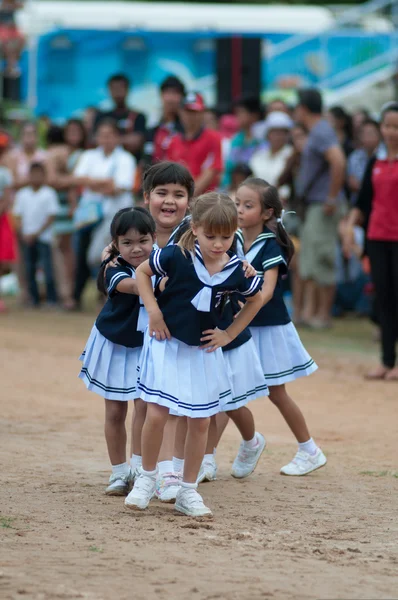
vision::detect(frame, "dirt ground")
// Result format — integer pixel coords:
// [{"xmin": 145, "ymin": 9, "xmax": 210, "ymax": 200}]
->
[{"xmin": 1, "ymin": 305, "xmax": 398, "ymax": 600}]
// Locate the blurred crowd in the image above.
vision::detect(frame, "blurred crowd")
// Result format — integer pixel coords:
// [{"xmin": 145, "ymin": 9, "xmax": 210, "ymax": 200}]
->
[{"xmin": 0, "ymin": 72, "xmax": 391, "ymax": 331}]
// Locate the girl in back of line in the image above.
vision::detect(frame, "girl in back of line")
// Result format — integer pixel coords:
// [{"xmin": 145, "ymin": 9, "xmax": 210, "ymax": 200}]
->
[
  {"xmin": 79, "ymin": 207, "xmax": 156, "ymax": 495},
  {"xmin": 234, "ymin": 178, "xmax": 327, "ymax": 476},
  {"xmin": 125, "ymin": 192, "xmax": 264, "ymax": 517}
]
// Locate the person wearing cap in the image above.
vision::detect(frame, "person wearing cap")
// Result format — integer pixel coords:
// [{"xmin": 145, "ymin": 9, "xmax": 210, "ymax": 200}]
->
[
  {"xmin": 249, "ymin": 111, "xmax": 294, "ymax": 201},
  {"xmin": 221, "ymin": 95, "xmax": 262, "ymax": 189},
  {"xmin": 295, "ymin": 88, "xmax": 346, "ymax": 329},
  {"xmin": 165, "ymin": 92, "xmax": 223, "ymax": 195},
  {"xmin": 142, "ymin": 76, "xmax": 185, "ymax": 166}
]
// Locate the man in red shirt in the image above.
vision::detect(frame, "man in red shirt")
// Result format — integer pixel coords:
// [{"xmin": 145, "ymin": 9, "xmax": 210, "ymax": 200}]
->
[{"xmin": 166, "ymin": 92, "xmax": 223, "ymax": 195}]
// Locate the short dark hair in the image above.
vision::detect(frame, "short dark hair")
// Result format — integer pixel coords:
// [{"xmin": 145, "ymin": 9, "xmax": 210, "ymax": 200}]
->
[
  {"xmin": 231, "ymin": 163, "xmax": 253, "ymax": 179},
  {"xmin": 381, "ymin": 101, "xmax": 398, "ymax": 120},
  {"xmin": 297, "ymin": 88, "xmax": 323, "ymax": 115},
  {"xmin": 143, "ymin": 161, "xmax": 195, "ymax": 201},
  {"xmin": 107, "ymin": 73, "xmax": 130, "ymax": 88},
  {"xmin": 361, "ymin": 119, "xmax": 380, "ymax": 131},
  {"xmin": 97, "ymin": 118, "xmax": 121, "ymax": 136},
  {"xmin": 30, "ymin": 162, "xmax": 46, "ymax": 175},
  {"xmin": 46, "ymin": 125, "xmax": 64, "ymax": 146},
  {"xmin": 160, "ymin": 76, "xmax": 185, "ymax": 96},
  {"xmin": 233, "ymin": 95, "xmax": 262, "ymax": 115}
]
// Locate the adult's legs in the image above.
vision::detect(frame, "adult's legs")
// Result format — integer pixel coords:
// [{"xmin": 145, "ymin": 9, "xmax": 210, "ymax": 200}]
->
[
  {"xmin": 368, "ymin": 241, "xmax": 397, "ymax": 371},
  {"xmin": 73, "ymin": 226, "xmax": 94, "ymax": 305},
  {"xmin": 57, "ymin": 233, "xmax": 75, "ymax": 305}
]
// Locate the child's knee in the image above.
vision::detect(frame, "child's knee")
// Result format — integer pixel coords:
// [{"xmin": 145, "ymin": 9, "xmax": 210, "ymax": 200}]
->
[
  {"xmin": 146, "ymin": 404, "xmax": 169, "ymax": 428},
  {"xmin": 268, "ymin": 386, "xmax": 285, "ymax": 407},
  {"xmin": 134, "ymin": 398, "xmax": 147, "ymax": 418},
  {"xmin": 105, "ymin": 400, "xmax": 127, "ymax": 424},
  {"xmin": 188, "ymin": 416, "xmax": 210, "ymax": 435}
]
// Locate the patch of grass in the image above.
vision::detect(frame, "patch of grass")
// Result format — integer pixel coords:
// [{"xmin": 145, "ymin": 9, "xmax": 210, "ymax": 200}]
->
[
  {"xmin": 360, "ymin": 470, "xmax": 398, "ymax": 478},
  {"xmin": 88, "ymin": 545, "xmax": 103, "ymax": 553},
  {"xmin": 0, "ymin": 517, "xmax": 15, "ymax": 528}
]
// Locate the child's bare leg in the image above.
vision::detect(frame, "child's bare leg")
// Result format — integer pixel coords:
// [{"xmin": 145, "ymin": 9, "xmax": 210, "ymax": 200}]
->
[
  {"xmin": 131, "ymin": 399, "xmax": 147, "ymax": 456},
  {"xmin": 183, "ymin": 417, "xmax": 210, "ymax": 483},
  {"xmin": 269, "ymin": 385, "xmax": 310, "ymax": 443},
  {"xmin": 104, "ymin": 400, "xmax": 128, "ymax": 464},
  {"xmin": 205, "ymin": 415, "xmax": 218, "ymax": 454},
  {"xmin": 215, "ymin": 412, "xmax": 229, "ymax": 446},
  {"xmin": 226, "ymin": 406, "xmax": 255, "ymax": 441},
  {"xmin": 141, "ymin": 404, "xmax": 170, "ymax": 471}
]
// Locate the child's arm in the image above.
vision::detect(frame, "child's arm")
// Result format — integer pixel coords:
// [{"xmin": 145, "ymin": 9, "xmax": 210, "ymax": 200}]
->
[
  {"xmin": 136, "ymin": 260, "xmax": 171, "ymax": 341},
  {"xmin": 261, "ymin": 267, "xmax": 278, "ymax": 305},
  {"xmin": 114, "ymin": 278, "xmax": 139, "ymax": 295},
  {"xmin": 201, "ymin": 290, "xmax": 263, "ymax": 352}
]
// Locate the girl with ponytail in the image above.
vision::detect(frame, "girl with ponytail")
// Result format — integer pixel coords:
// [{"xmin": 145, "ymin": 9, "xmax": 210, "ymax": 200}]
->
[{"xmin": 234, "ymin": 178, "xmax": 327, "ymax": 476}]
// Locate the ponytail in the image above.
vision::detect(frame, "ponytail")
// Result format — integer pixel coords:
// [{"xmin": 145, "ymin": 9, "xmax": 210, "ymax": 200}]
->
[
  {"xmin": 275, "ymin": 219, "xmax": 295, "ymax": 266},
  {"xmin": 178, "ymin": 228, "xmax": 196, "ymax": 253},
  {"xmin": 97, "ymin": 244, "xmax": 119, "ymax": 296}
]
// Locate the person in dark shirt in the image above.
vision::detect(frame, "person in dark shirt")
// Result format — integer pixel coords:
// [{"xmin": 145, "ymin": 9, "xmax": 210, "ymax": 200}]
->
[
  {"xmin": 143, "ymin": 76, "xmax": 185, "ymax": 166},
  {"xmin": 94, "ymin": 73, "xmax": 146, "ymax": 161}
]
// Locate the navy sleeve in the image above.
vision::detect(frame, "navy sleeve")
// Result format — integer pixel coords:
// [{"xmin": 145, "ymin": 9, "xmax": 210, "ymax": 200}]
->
[
  {"xmin": 106, "ymin": 266, "xmax": 133, "ymax": 297},
  {"xmin": 260, "ymin": 238, "xmax": 288, "ymax": 274},
  {"xmin": 149, "ymin": 245, "xmax": 178, "ymax": 277},
  {"xmin": 235, "ymin": 265, "xmax": 263, "ymax": 298}
]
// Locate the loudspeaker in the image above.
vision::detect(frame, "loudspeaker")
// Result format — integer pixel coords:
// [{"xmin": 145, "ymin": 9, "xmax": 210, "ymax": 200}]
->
[{"xmin": 216, "ymin": 37, "xmax": 262, "ymax": 110}]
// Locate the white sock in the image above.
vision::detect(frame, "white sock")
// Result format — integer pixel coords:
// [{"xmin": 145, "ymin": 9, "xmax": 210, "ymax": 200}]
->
[
  {"xmin": 243, "ymin": 434, "xmax": 259, "ymax": 449},
  {"xmin": 158, "ymin": 460, "xmax": 174, "ymax": 476},
  {"xmin": 181, "ymin": 481, "xmax": 198, "ymax": 490},
  {"xmin": 141, "ymin": 468, "xmax": 157, "ymax": 477},
  {"xmin": 173, "ymin": 457, "xmax": 184, "ymax": 473},
  {"xmin": 130, "ymin": 454, "xmax": 142, "ymax": 471},
  {"xmin": 204, "ymin": 453, "xmax": 215, "ymax": 463},
  {"xmin": 299, "ymin": 438, "xmax": 318, "ymax": 456},
  {"xmin": 111, "ymin": 462, "xmax": 130, "ymax": 477}
]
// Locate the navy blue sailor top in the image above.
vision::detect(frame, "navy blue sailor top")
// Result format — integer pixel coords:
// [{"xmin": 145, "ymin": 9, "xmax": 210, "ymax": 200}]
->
[
  {"xmin": 149, "ymin": 243, "xmax": 263, "ymax": 347},
  {"xmin": 96, "ymin": 258, "xmax": 144, "ymax": 348},
  {"xmin": 236, "ymin": 227, "xmax": 290, "ymax": 327}
]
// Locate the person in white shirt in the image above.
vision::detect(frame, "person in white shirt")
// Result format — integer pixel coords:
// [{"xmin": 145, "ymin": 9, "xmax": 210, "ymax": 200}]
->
[
  {"xmin": 249, "ymin": 111, "xmax": 293, "ymax": 202},
  {"xmin": 72, "ymin": 119, "xmax": 136, "ymax": 308},
  {"xmin": 13, "ymin": 162, "xmax": 59, "ymax": 306}
]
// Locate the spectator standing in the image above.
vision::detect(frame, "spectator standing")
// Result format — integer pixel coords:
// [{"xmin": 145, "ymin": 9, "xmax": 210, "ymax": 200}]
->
[
  {"xmin": 72, "ymin": 120, "xmax": 135, "ymax": 308},
  {"xmin": 46, "ymin": 119, "xmax": 86, "ymax": 308},
  {"xmin": 166, "ymin": 92, "xmax": 223, "ymax": 195},
  {"xmin": 344, "ymin": 102, "xmax": 398, "ymax": 380},
  {"xmin": 143, "ymin": 76, "xmax": 185, "ymax": 165},
  {"xmin": 94, "ymin": 74, "xmax": 146, "ymax": 161},
  {"xmin": 13, "ymin": 163, "xmax": 59, "ymax": 307},
  {"xmin": 347, "ymin": 119, "xmax": 381, "ymax": 205},
  {"xmin": 221, "ymin": 95, "xmax": 262, "ymax": 188},
  {"xmin": 249, "ymin": 111, "xmax": 293, "ymax": 202},
  {"xmin": 295, "ymin": 89, "xmax": 346, "ymax": 328},
  {"xmin": 351, "ymin": 108, "xmax": 370, "ymax": 148},
  {"xmin": 328, "ymin": 106, "xmax": 355, "ymax": 158},
  {"xmin": 5, "ymin": 122, "xmax": 47, "ymax": 186},
  {"xmin": 0, "ymin": 132, "xmax": 16, "ymax": 313}
]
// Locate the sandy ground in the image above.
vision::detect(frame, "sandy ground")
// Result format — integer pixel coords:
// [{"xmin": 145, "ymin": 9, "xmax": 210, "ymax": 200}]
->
[{"xmin": 1, "ymin": 307, "xmax": 398, "ymax": 600}]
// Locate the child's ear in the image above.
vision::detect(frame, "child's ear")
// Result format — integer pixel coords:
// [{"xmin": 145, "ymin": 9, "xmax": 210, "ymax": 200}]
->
[
  {"xmin": 191, "ymin": 223, "xmax": 198, "ymax": 237},
  {"xmin": 263, "ymin": 208, "xmax": 274, "ymax": 222},
  {"xmin": 143, "ymin": 192, "xmax": 150, "ymax": 205}
]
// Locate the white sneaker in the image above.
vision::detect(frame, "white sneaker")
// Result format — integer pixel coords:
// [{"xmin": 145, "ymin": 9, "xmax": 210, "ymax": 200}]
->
[
  {"xmin": 105, "ymin": 470, "xmax": 134, "ymax": 496},
  {"xmin": 175, "ymin": 487, "xmax": 212, "ymax": 517},
  {"xmin": 125, "ymin": 471, "xmax": 156, "ymax": 510},
  {"xmin": 280, "ymin": 448, "xmax": 327, "ymax": 476},
  {"xmin": 197, "ymin": 459, "xmax": 218, "ymax": 484},
  {"xmin": 155, "ymin": 472, "xmax": 181, "ymax": 503},
  {"xmin": 231, "ymin": 432, "xmax": 266, "ymax": 479}
]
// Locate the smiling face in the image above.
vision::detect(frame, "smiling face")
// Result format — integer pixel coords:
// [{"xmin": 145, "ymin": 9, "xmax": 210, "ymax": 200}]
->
[
  {"xmin": 144, "ymin": 183, "xmax": 189, "ymax": 230},
  {"xmin": 116, "ymin": 227, "xmax": 155, "ymax": 268},
  {"xmin": 235, "ymin": 185, "xmax": 271, "ymax": 229},
  {"xmin": 192, "ymin": 224, "xmax": 235, "ymax": 263}
]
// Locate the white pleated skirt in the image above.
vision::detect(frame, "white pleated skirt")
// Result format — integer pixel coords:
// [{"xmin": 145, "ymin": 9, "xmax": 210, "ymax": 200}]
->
[
  {"xmin": 137, "ymin": 332, "xmax": 232, "ymax": 418},
  {"xmin": 222, "ymin": 338, "xmax": 269, "ymax": 411},
  {"xmin": 249, "ymin": 323, "xmax": 318, "ymax": 387},
  {"xmin": 79, "ymin": 326, "xmax": 141, "ymax": 401}
]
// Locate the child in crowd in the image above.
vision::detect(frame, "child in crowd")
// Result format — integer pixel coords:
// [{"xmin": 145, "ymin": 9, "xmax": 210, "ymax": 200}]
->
[
  {"xmin": 125, "ymin": 193, "xmax": 264, "ymax": 517},
  {"xmin": 13, "ymin": 163, "xmax": 59, "ymax": 307},
  {"xmin": 234, "ymin": 178, "xmax": 326, "ymax": 476},
  {"xmin": 79, "ymin": 207, "xmax": 156, "ymax": 495}
]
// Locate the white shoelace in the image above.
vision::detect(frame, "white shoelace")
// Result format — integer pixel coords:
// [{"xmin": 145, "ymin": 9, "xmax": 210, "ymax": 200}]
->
[{"xmin": 135, "ymin": 474, "xmax": 156, "ymax": 493}]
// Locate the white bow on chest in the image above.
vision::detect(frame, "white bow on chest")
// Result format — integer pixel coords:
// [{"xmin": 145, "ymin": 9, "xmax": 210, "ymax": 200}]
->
[{"xmin": 190, "ymin": 252, "xmax": 238, "ymax": 313}]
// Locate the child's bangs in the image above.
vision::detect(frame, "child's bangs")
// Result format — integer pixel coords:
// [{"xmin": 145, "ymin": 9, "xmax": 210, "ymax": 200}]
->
[{"xmin": 201, "ymin": 204, "xmax": 238, "ymax": 237}]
